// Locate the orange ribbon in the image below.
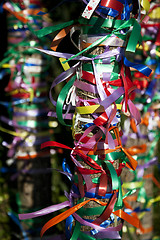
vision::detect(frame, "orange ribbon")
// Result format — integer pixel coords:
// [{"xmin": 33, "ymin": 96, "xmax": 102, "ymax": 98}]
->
[
  {"xmin": 126, "ymin": 144, "xmax": 147, "ymax": 155},
  {"xmin": 40, "ymin": 198, "xmax": 108, "ymax": 237},
  {"xmin": 113, "ymin": 209, "xmax": 140, "ymax": 228},
  {"xmin": 130, "ymin": 118, "xmax": 137, "ymax": 133},
  {"xmin": 141, "ymin": 112, "xmax": 150, "ymax": 126},
  {"xmin": 19, "ymin": 8, "xmax": 42, "ymax": 16},
  {"xmin": 143, "ymin": 174, "xmax": 160, "ymax": 189},
  {"xmin": 3, "ymin": 3, "xmax": 28, "ymax": 23},
  {"xmin": 17, "ymin": 150, "xmax": 50, "ymax": 160},
  {"xmin": 51, "ymin": 25, "xmax": 75, "ymax": 51},
  {"xmin": 88, "ymin": 126, "xmax": 138, "ymax": 171},
  {"xmin": 123, "ymin": 196, "xmax": 152, "ymax": 234},
  {"xmin": 114, "ymin": 127, "xmax": 138, "ymax": 171},
  {"xmin": 40, "ymin": 194, "xmax": 141, "ymax": 237},
  {"xmin": 121, "ymin": 147, "xmax": 138, "ymax": 171}
]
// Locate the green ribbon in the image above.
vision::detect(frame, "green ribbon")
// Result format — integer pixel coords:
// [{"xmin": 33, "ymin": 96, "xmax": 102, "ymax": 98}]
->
[
  {"xmin": 77, "ymin": 206, "xmax": 105, "ymax": 217},
  {"xmin": 28, "ymin": 20, "xmax": 75, "ymax": 38},
  {"xmin": 70, "ymin": 221, "xmax": 81, "ymax": 240},
  {"xmin": 56, "ymin": 75, "xmax": 76, "ymax": 126},
  {"xmin": 115, "ymin": 177, "xmax": 123, "ymax": 210},
  {"xmin": 137, "ymin": 133, "xmax": 160, "ymax": 162},
  {"xmin": 122, "ymin": 181, "xmax": 143, "ymax": 189},
  {"xmin": 105, "ymin": 151, "xmax": 125, "ymax": 161},
  {"xmin": 123, "ymin": 189, "xmax": 136, "ymax": 199},
  {"xmin": 78, "ymin": 17, "xmax": 126, "ymax": 33},
  {"xmin": 14, "ymin": 103, "xmax": 44, "ymax": 110},
  {"xmin": 0, "ymin": 56, "xmax": 13, "ymax": 68},
  {"xmin": 79, "ymin": 231, "xmax": 98, "ymax": 240},
  {"xmin": 82, "ymin": 61, "xmax": 119, "ymax": 82},
  {"xmin": 137, "ymin": 186, "xmax": 147, "ymax": 203},
  {"xmin": 17, "ymin": 120, "xmax": 49, "ymax": 128},
  {"xmin": 105, "ymin": 161, "xmax": 119, "ymax": 191},
  {"xmin": 64, "ymin": 17, "xmax": 141, "ymax": 63},
  {"xmin": 79, "ymin": 231, "xmax": 113, "ymax": 240}
]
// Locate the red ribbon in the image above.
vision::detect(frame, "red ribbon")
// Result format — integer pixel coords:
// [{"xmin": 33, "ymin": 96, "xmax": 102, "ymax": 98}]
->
[
  {"xmin": 94, "ymin": 112, "xmax": 109, "ymax": 126},
  {"xmin": 101, "ymin": 0, "xmax": 124, "ymax": 13},
  {"xmin": 92, "ymin": 191, "xmax": 117, "ymax": 225},
  {"xmin": 41, "ymin": 141, "xmax": 102, "ymax": 171},
  {"xmin": 82, "ymin": 70, "xmax": 96, "ymax": 85}
]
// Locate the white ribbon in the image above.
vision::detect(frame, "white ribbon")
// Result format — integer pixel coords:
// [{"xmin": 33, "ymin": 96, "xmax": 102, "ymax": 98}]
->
[{"xmin": 82, "ymin": 0, "xmax": 101, "ymax": 19}]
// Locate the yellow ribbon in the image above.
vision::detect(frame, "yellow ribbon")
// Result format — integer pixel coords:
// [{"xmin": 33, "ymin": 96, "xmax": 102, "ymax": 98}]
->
[
  {"xmin": 28, "ymin": 88, "xmax": 34, "ymax": 102},
  {"xmin": 140, "ymin": 0, "xmax": 150, "ymax": 12},
  {"xmin": 136, "ymin": 43, "xmax": 149, "ymax": 52},
  {"xmin": 147, "ymin": 195, "xmax": 160, "ymax": 208},
  {"xmin": 149, "ymin": 7, "xmax": 160, "ymax": 19},
  {"xmin": 59, "ymin": 58, "xmax": 70, "ymax": 71},
  {"xmin": 0, "ymin": 126, "xmax": 51, "ymax": 138},
  {"xmin": 122, "ymin": 181, "xmax": 144, "ymax": 189},
  {"xmin": 155, "ymin": 50, "xmax": 160, "ymax": 57},
  {"xmin": 76, "ymin": 104, "xmax": 122, "ymax": 114},
  {"xmin": 76, "ymin": 105, "xmax": 104, "ymax": 114},
  {"xmin": 2, "ymin": 64, "xmax": 12, "ymax": 68},
  {"xmin": 139, "ymin": 195, "xmax": 160, "ymax": 219},
  {"xmin": 116, "ymin": 104, "xmax": 122, "ymax": 110},
  {"xmin": 0, "ymin": 126, "xmax": 28, "ymax": 138},
  {"xmin": 9, "ymin": 88, "xmax": 34, "ymax": 102}
]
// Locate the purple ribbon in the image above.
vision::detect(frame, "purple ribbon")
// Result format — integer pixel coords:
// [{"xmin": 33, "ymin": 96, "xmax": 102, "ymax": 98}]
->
[
  {"xmin": 137, "ymin": 157, "xmax": 158, "ymax": 179},
  {"xmin": 73, "ymin": 213, "xmax": 122, "ymax": 239},
  {"xmin": 128, "ymin": 99, "xmax": 141, "ymax": 125},
  {"xmin": 74, "ymin": 79, "xmax": 98, "ymax": 94},
  {"xmin": 19, "ymin": 201, "xmax": 70, "ymax": 220},
  {"xmin": 0, "ymin": 116, "xmax": 37, "ymax": 133}
]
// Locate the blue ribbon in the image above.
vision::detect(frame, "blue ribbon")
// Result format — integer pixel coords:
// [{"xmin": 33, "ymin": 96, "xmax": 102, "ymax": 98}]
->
[
  {"xmin": 108, "ymin": 8, "xmax": 119, "ymax": 18},
  {"xmin": 134, "ymin": 207, "xmax": 150, "ymax": 213},
  {"xmin": 0, "ymin": 167, "xmax": 16, "ymax": 173},
  {"xmin": 62, "ymin": 158, "xmax": 72, "ymax": 181},
  {"xmin": 121, "ymin": 0, "xmax": 133, "ymax": 20},
  {"xmin": 85, "ymin": 191, "xmax": 118, "ymax": 199},
  {"xmin": 24, "ymin": 63, "xmax": 40, "ymax": 67},
  {"xmin": 12, "ymin": 97, "xmax": 48, "ymax": 105},
  {"xmin": 82, "ymin": 123, "xmax": 94, "ymax": 130},
  {"xmin": 91, "ymin": 213, "xmax": 120, "ymax": 235},
  {"xmin": 0, "ymin": 70, "xmax": 7, "ymax": 80},
  {"xmin": 155, "ymin": 62, "xmax": 160, "ymax": 74},
  {"xmin": 66, "ymin": 215, "xmax": 74, "ymax": 239},
  {"xmin": 29, "ymin": 4, "xmax": 41, "ymax": 9},
  {"xmin": 124, "ymin": 57, "xmax": 152, "ymax": 77},
  {"xmin": 8, "ymin": 28, "xmax": 27, "ymax": 32},
  {"xmin": 146, "ymin": 58, "xmax": 157, "ymax": 66},
  {"xmin": 8, "ymin": 212, "xmax": 29, "ymax": 240},
  {"xmin": 0, "ymin": 1, "xmax": 4, "ymax": 13},
  {"xmin": 145, "ymin": 78, "xmax": 156, "ymax": 97}
]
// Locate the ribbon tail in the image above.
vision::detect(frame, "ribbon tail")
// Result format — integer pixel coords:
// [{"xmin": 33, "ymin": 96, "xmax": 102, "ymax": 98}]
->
[
  {"xmin": 122, "ymin": 147, "xmax": 138, "ymax": 171},
  {"xmin": 113, "ymin": 209, "xmax": 140, "ymax": 228}
]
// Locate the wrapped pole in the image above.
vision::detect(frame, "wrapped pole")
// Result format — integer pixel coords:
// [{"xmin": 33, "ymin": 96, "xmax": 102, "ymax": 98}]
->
[
  {"xmin": 121, "ymin": 2, "xmax": 160, "ymax": 239},
  {"xmin": 1, "ymin": 0, "xmax": 53, "ymax": 238}
]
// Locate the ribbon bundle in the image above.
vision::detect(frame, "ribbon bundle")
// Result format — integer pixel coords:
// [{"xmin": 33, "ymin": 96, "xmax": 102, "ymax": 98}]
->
[
  {"xmin": 0, "ymin": 0, "xmax": 54, "ymax": 238},
  {"xmin": 121, "ymin": 2, "xmax": 160, "ymax": 238},
  {"xmin": 16, "ymin": 0, "xmax": 160, "ymax": 240}
]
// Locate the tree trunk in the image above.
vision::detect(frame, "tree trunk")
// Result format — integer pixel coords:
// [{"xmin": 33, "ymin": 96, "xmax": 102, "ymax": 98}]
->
[
  {"xmin": 70, "ymin": 1, "xmax": 139, "ymax": 239},
  {"xmin": 3, "ymin": 0, "xmax": 52, "ymax": 238},
  {"xmin": 122, "ymin": 1, "xmax": 160, "ymax": 239}
]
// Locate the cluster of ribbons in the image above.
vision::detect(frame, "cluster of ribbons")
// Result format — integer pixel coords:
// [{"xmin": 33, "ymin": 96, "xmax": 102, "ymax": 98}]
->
[
  {"xmin": 121, "ymin": 2, "xmax": 160, "ymax": 239},
  {"xmin": 16, "ymin": 0, "xmax": 160, "ymax": 240},
  {"xmin": 0, "ymin": 0, "xmax": 55, "ymax": 239}
]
